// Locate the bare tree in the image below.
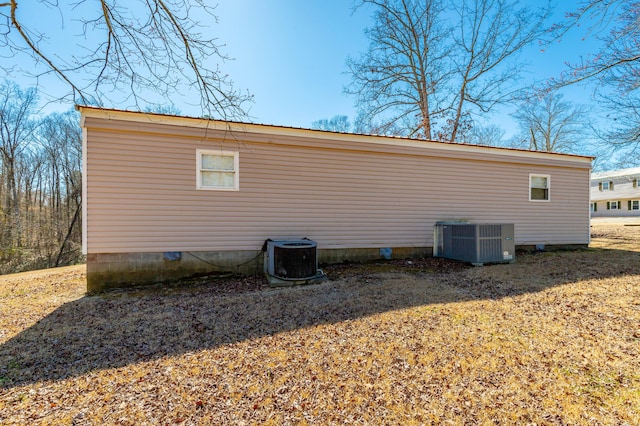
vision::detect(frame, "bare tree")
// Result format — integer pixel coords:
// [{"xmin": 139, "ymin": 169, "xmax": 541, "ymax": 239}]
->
[
  {"xmin": 0, "ymin": 85, "xmax": 84, "ymax": 273},
  {"xmin": 311, "ymin": 115, "xmax": 352, "ymax": 133},
  {"xmin": 447, "ymin": 0, "xmax": 550, "ymax": 142},
  {"xmin": 347, "ymin": 0, "xmax": 550, "ymax": 141},
  {"xmin": 0, "ymin": 1, "xmax": 250, "ymax": 117},
  {"xmin": 37, "ymin": 110, "xmax": 83, "ymax": 266},
  {"xmin": 0, "ymin": 80, "xmax": 38, "ymax": 248},
  {"xmin": 466, "ymin": 124, "xmax": 505, "ymax": 146},
  {"xmin": 593, "ymin": 91, "xmax": 640, "ymax": 166},
  {"xmin": 549, "ymin": 0, "xmax": 639, "ymax": 92},
  {"xmin": 144, "ymin": 104, "xmax": 182, "ymax": 116},
  {"xmin": 346, "ymin": 0, "xmax": 453, "ymax": 139},
  {"xmin": 512, "ymin": 93, "xmax": 587, "ymax": 153},
  {"xmin": 548, "ymin": 1, "xmax": 639, "ymax": 164},
  {"xmin": 21, "ymin": 148, "xmax": 44, "ymax": 249}
]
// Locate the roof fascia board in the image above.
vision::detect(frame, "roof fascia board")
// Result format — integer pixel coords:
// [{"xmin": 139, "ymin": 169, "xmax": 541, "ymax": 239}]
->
[{"xmin": 78, "ymin": 106, "xmax": 593, "ymax": 166}]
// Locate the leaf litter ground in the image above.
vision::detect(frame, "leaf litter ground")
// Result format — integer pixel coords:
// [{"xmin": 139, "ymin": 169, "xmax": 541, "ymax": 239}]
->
[{"xmin": 0, "ymin": 224, "xmax": 639, "ymax": 425}]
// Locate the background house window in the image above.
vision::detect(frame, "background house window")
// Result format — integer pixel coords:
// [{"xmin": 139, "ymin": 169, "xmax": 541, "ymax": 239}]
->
[
  {"xmin": 629, "ymin": 200, "xmax": 640, "ymax": 210},
  {"xmin": 529, "ymin": 174, "xmax": 550, "ymax": 201},
  {"xmin": 599, "ymin": 181, "xmax": 613, "ymax": 191},
  {"xmin": 607, "ymin": 201, "xmax": 621, "ymax": 210},
  {"xmin": 196, "ymin": 150, "xmax": 239, "ymax": 190},
  {"xmin": 590, "ymin": 202, "xmax": 597, "ymax": 212}
]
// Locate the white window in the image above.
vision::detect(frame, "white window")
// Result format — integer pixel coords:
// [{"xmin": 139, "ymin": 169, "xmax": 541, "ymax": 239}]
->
[
  {"xmin": 630, "ymin": 200, "xmax": 640, "ymax": 210},
  {"xmin": 600, "ymin": 181, "xmax": 613, "ymax": 191},
  {"xmin": 608, "ymin": 201, "xmax": 620, "ymax": 210},
  {"xmin": 196, "ymin": 149, "xmax": 239, "ymax": 191},
  {"xmin": 529, "ymin": 174, "xmax": 550, "ymax": 201},
  {"xmin": 590, "ymin": 202, "xmax": 597, "ymax": 212}
]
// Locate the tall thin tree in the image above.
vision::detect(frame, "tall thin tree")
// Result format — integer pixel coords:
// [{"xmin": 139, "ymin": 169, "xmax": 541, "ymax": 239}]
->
[
  {"xmin": 448, "ymin": 0, "xmax": 550, "ymax": 142},
  {"xmin": 0, "ymin": 80, "xmax": 38, "ymax": 248},
  {"xmin": 347, "ymin": 0, "xmax": 452, "ymax": 139}
]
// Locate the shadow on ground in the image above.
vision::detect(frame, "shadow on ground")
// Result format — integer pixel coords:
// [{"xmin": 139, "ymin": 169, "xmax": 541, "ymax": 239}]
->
[{"xmin": 1, "ymin": 247, "xmax": 638, "ymax": 389}]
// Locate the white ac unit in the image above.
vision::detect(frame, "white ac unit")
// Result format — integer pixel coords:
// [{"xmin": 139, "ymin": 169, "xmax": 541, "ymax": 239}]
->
[
  {"xmin": 434, "ymin": 223, "xmax": 515, "ymax": 265},
  {"xmin": 266, "ymin": 239, "xmax": 318, "ymax": 280}
]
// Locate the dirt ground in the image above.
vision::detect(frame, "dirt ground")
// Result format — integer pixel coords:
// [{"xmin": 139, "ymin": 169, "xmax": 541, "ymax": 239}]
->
[
  {"xmin": 590, "ymin": 222, "xmax": 640, "ymax": 251},
  {"xmin": 0, "ymin": 225, "xmax": 639, "ymax": 425}
]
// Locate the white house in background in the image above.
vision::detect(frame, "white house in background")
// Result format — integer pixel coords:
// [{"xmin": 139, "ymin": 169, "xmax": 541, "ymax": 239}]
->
[{"xmin": 591, "ymin": 167, "xmax": 640, "ymax": 217}]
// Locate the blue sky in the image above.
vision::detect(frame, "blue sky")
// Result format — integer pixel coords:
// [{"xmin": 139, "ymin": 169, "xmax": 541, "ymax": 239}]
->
[
  {"xmin": 10, "ymin": 0, "xmax": 602, "ymax": 142},
  {"xmin": 214, "ymin": 1, "xmax": 599, "ymax": 137},
  {"xmin": 213, "ymin": 1, "xmax": 372, "ymax": 127}
]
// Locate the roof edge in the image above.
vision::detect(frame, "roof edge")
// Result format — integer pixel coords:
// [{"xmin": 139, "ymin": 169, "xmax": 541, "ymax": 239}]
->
[{"xmin": 77, "ymin": 105, "xmax": 594, "ymax": 165}]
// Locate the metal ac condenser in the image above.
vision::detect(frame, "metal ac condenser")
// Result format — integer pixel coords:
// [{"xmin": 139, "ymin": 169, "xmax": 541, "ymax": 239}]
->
[
  {"xmin": 266, "ymin": 239, "xmax": 318, "ymax": 280},
  {"xmin": 434, "ymin": 223, "xmax": 515, "ymax": 265}
]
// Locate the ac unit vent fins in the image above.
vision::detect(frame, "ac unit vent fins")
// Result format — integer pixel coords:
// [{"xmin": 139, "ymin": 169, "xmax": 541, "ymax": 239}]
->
[
  {"xmin": 267, "ymin": 240, "xmax": 318, "ymax": 280},
  {"xmin": 434, "ymin": 223, "xmax": 515, "ymax": 265}
]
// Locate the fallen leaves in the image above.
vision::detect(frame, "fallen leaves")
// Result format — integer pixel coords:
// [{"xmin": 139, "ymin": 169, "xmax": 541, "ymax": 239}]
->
[{"xmin": 0, "ymin": 226, "xmax": 639, "ymax": 424}]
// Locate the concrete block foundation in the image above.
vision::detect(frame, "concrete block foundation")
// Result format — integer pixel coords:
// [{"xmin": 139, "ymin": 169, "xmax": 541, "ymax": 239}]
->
[
  {"xmin": 86, "ymin": 246, "xmax": 432, "ymax": 293},
  {"xmin": 85, "ymin": 244, "xmax": 587, "ymax": 293}
]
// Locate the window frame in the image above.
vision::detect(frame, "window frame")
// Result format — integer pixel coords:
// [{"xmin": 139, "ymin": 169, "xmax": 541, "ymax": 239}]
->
[
  {"xmin": 529, "ymin": 174, "xmax": 551, "ymax": 202},
  {"xmin": 608, "ymin": 201, "xmax": 620, "ymax": 210},
  {"xmin": 630, "ymin": 200, "xmax": 640, "ymax": 211},
  {"xmin": 599, "ymin": 180, "xmax": 615, "ymax": 191},
  {"xmin": 196, "ymin": 149, "xmax": 240, "ymax": 191}
]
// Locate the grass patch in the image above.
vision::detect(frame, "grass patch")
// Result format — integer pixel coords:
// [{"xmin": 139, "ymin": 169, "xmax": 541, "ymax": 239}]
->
[{"xmin": 0, "ymin": 225, "xmax": 639, "ymax": 424}]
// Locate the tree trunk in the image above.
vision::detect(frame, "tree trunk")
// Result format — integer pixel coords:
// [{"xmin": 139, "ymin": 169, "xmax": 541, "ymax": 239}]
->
[{"xmin": 54, "ymin": 200, "xmax": 80, "ymax": 267}]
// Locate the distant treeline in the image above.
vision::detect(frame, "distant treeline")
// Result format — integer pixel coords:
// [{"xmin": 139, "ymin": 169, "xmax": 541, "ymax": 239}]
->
[{"xmin": 1, "ymin": 80, "xmax": 82, "ymax": 274}]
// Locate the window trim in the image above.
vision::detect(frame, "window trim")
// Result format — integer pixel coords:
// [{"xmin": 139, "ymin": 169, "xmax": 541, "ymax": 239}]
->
[
  {"xmin": 196, "ymin": 149, "xmax": 239, "ymax": 191},
  {"xmin": 607, "ymin": 201, "xmax": 620, "ymax": 210},
  {"xmin": 529, "ymin": 174, "xmax": 550, "ymax": 202},
  {"xmin": 599, "ymin": 180, "xmax": 615, "ymax": 191}
]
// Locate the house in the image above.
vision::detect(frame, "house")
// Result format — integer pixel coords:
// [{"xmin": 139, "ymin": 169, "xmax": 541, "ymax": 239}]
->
[
  {"xmin": 79, "ymin": 106, "xmax": 593, "ymax": 292},
  {"xmin": 591, "ymin": 167, "xmax": 640, "ymax": 217}
]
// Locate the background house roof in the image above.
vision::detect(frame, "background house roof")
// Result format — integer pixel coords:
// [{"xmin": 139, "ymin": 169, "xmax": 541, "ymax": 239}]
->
[{"xmin": 592, "ymin": 167, "xmax": 640, "ymax": 180}]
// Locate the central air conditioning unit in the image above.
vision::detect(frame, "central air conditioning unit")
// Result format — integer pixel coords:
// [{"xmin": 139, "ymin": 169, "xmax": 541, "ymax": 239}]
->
[
  {"xmin": 434, "ymin": 222, "xmax": 515, "ymax": 265},
  {"xmin": 266, "ymin": 239, "xmax": 318, "ymax": 280}
]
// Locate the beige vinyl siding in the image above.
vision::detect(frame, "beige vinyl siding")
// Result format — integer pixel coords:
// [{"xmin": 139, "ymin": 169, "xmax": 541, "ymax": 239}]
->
[
  {"xmin": 83, "ymin": 113, "xmax": 591, "ymax": 253},
  {"xmin": 591, "ymin": 179, "xmax": 640, "ymax": 201},
  {"xmin": 591, "ymin": 200, "xmax": 640, "ymax": 217}
]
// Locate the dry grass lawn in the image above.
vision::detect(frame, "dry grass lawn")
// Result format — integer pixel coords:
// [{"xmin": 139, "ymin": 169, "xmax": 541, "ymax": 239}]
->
[{"xmin": 1, "ymin": 225, "xmax": 639, "ymax": 425}]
